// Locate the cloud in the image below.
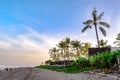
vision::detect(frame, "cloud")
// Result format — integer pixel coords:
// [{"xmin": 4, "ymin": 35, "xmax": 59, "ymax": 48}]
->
[
  {"xmin": 0, "ymin": 14, "xmax": 120, "ymax": 66},
  {"xmin": 0, "ymin": 26, "xmax": 53, "ymax": 66},
  {"xmin": 0, "ymin": 23, "xmax": 96, "ymax": 66}
]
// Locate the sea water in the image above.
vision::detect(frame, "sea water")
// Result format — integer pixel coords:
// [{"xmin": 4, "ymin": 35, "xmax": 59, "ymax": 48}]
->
[{"xmin": 0, "ymin": 65, "xmax": 23, "ymax": 70}]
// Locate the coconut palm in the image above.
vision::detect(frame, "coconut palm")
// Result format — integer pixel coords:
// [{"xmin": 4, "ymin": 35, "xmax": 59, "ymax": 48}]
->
[
  {"xmin": 48, "ymin": 47, "xmax": 59, "ymax": 61},
  {"xmin": 114, "ymin": 33, "xmax": 120, "ymax": 47},
  {"xmin": 99, "ymin": 39, "xmax": 108, "ymax": 47},
  {"xmin": 57, "ymin": 40, "xmax": 68, "ymax": 67},
  {"xmin": 82, "ymin": 42, "xmax": 91, "ymax": 56},
  {"xmin": 82, "ymin": 7, "xmax": 110, "ymax": 48},
  {"xmin": 57, "ymin": 40, "xmax": 66, "ymax": 60},
  {"xmin": 71, "ymin": 40, "xmax": 83, "ymax": 58},
  {"xmin": 64, "ymin": 37, "xmax": 71, "ymax": 60}
]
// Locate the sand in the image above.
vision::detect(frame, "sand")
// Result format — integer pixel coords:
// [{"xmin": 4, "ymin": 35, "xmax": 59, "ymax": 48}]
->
[{"xmin": 0, "ymin": 67, "xmax": 119, "ymax": 80}]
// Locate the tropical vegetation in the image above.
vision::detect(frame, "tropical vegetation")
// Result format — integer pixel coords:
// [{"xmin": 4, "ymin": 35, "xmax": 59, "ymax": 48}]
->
[
  {"xmin": 82, "ymin": 7, "xmax": 110, "ymax": 48},
  {"xmin": 37, "ymin": 50, "xmax": 120, "ymax": 73},
  {"xmin": 37, "ymin": 7, "xmax": 120, "ymax": 74},
  {"xmin": 98, "ymin": 39, "xmax": 109, "ymax": 47},
  {"xmin": 114, "ymin": 33, "xmax": 120, "ymax": 47},
  {"xmin": 48, "ymin": 37, "xmax": 91, "ymax": 61}
]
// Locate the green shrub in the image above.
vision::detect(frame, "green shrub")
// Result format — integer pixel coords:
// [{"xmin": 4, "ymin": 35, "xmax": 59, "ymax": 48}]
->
[
  {"xmin": 70, "ymin": 57, "xmax": 91, "ymax": 68},
  {"xmin": 89, "ymin": 50, "xmax": 120, "ymax": 69},
  {"xmin": 37, "ymin": 50, "xmax": 120, "ymax": 73}
]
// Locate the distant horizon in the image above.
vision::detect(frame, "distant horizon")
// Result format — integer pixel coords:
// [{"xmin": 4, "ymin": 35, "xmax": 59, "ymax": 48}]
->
[{"xmin": 0, "ymin": 0, "xmax": 120, "ymax": 66}]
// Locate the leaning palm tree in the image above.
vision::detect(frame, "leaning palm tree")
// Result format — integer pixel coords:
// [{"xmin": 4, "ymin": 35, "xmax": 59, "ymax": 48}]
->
[
  {"xmin": 48, "ymin": 47, "xmax": 59, "ymax": 61},
  {"xmin": 114, "ymin": 33, "xmax": 120, "ymax": 47},
  {"xmin": 82, "ymin": 7, "xmax": 110, "ymax": 48},
  {"xmin": 99, "ymin": 39, "xmax": 108, "ymax": 47}
]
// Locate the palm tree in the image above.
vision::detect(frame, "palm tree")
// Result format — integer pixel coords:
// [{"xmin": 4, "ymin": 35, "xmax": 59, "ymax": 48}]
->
[
  {"xmin": 99, "ymin": 39, "xmax": 108, "ymax": 47},
  {"xmin": 48, "ymin": 47, "xmax": 59, "ymax": 61},
  {"xmin": 82, "ymin": 7, "xmax": 110, "ymax": 48},
  {"xmin": 64, "ymin": 37, "xmax": 71, "ymax": 60},
  {"xmin": 57, "ymin": 40, "xmax": 67, "ymax": 67},
  {"xmin": 71, "ymin": 40, "xmax": 83, "ymax": 59},
  {"xmin": 114, "ymin": 33, "xmax": 120, "ymax": 47},
  {"xmin": 82, "ymin": 42, "xmax": 91, "ymax": 56},
  {"xmin": 57, "ymin": 40, "xmax": 66, "ymax": 60}
]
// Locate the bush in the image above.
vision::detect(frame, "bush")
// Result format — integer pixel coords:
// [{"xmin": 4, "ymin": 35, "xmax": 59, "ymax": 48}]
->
[
  {"xmin": 71, "ymin": 50, "xmax": 120, "ymax": 69},
  {"xmin": 45, "ymin": 60, "xmax": 53, "ymax": 65},
  {"xmin": 89, "ymin": 50, "xmax": 120, "ymax": 69},
  {"xmin": 71, "ymin": 57, "xmax": 91, "ymax": 68},
  {"xmin": 37, "ymin": 50, "xmax": 120, "ymax": 73}
]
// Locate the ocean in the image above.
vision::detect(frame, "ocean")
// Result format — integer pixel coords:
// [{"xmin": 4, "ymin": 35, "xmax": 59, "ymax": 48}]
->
[{"xmin": 0, "ymin": 65, "xmax": 25, "ymax": 70}]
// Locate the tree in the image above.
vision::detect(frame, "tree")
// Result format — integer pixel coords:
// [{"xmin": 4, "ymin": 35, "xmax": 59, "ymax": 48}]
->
[
  {"xmin": 71, "ymin": 40, "xmax": 83, "ymax": 59},
  {"xmin": 114, "ymin": 33, "xmax": 120, "ymax": 47},
  {"xmin": 82, "ymin": 7, "xmax": 110, "ymax": 48},
  {"xmin": 57, "ymin": 40, "xmax": 67, "ymax": 60},
  {"xmin": 57, "ymin": 40, "xmax": 68, "ymax": 67},
  {"xmin": 48, "ymin": 47, "xmax": 59, "ymax": 61},
  {"xmin": 82, "ymin": 42, "xmax": 91, "ymax": 56},
  {"xmin": 64, "ymin": 37, "xmax": 71, "ymax": 60},
  {"xmin": 99, "ymin": 39, "xmax": 108, "ymax": 47}
]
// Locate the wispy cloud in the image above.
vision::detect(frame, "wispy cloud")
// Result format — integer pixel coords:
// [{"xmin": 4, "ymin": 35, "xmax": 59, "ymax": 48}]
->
[
  {"xmin": 0, "ymin": 23, "xmax": 95, "ymax": 66},
  {"xmin": 0, "ymin": 13, "xmax": 120, "ymax": 66},
  {"xmin": 0, "ymin": 25, "xmax": 52, "ymax": 66}
]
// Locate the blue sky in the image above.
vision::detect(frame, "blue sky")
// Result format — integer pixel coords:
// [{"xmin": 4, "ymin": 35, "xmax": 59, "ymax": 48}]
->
[{"xmin": 0, "ymin": 0, "xmax": 120, "ymax": 66}]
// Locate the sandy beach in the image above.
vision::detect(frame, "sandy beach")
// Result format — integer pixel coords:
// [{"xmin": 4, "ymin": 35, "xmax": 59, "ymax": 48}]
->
[{"xmin": 0, "ymin": 67, "xmax": 119, "ymax": 80}]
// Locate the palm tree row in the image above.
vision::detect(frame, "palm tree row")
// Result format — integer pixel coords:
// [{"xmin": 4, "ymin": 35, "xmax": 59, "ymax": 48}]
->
[{"xmin": 48, "ymin": 37, "xmax": 91, "ymax": 61}]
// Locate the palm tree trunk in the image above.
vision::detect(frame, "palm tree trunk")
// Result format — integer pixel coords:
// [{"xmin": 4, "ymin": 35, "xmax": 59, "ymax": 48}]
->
[
  {"xmin": 61, "ymin": 50, "xmax": 64, "ymax": 66},
  {"xmin": 63, "ymin": 50, "xmax": 65, "ymax": 68},
  {"xmin": 76, "ymin": 48, "xmax": 79, "ymax": 59},
  {"xmin": 68, "ymin": 48, "xmax": 70, "ymax": 60},
  {"xmin": 94, "ymin": 25, "xmax": 100, "ymax": 48},
  {"xmin": 68, "ymin": 48, "xmax": 70, "ymax": 66}
]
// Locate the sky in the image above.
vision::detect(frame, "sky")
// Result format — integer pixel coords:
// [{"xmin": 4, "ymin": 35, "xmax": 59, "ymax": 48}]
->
[{"xmin": 0, "ymin": 0, "xmax": 120, "ymax": 66}]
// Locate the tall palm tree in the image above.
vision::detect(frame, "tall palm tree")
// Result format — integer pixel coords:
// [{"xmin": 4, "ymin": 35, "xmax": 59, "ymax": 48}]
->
[
  {"xmin": 114, "ymin": 33, "xmax": 120, "ymax": 47},
  {"xmin": 71, "ymin": 40, "xmax": 83, "ymax": 59},
  {"xmin": 64, "ymin": 37, "xmax": 71, "ymax": 60},
  {"xmin": 48, "ymin": 47, "xmax": 59, "ymax": 61},
  {"xmin": 82, "ymin": 7, "xmax": 110, "ymax": 48},
  {"xmin": 57, "ymin": 40, "xmax": 66, "ymax": 60},
  {"xmin": 57, "ymin": 40, "xmax": 67, "ymax": 67},
  {"xmin": 99, "ymin": 39, "xmax": 108, "ymax": 47}
]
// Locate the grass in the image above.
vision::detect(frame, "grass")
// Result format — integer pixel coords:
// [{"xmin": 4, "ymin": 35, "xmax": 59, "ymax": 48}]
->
[{"xmin": 36, "ymin": 65, "xmax": 93, "ymax": 73}]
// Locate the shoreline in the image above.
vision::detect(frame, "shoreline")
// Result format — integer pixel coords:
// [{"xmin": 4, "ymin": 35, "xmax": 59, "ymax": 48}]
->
[{"xmin": 0, "ymin": 67, "xmax": 119, "ymax": 80}]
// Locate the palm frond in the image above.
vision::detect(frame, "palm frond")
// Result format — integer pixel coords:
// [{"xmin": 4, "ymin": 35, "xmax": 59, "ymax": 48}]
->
[
  {"xmin": 82, "ymin": 25, "xmax": 90, "ymax": 32},
  {"xmin": 83, "ymin": 20, "xmax": 93, "ymax": 25},
  {"xmin": 99, "ymin": 27, "xmax": 106, "ymax": 36},
  {"xmin": 99, "ymin": 22, "xmax": 110, "ymax": 28},
  {"xmin": 92, "ymin": 7, "xmax": 97, "ymax": 21},
  {"xmin": 97, "ymin": 12, "xmax": 104, "ymax": 20},
  {"xmin": 113, "ymin": 41, "xmax": 117, "ymax": 44},
  {"xmin": 105, "ymin": 40, "xmax": 108, "ymax": 44},
  {"xmin": 116, "ymin": 33, "xmax": 120, "ymax": 40}
]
